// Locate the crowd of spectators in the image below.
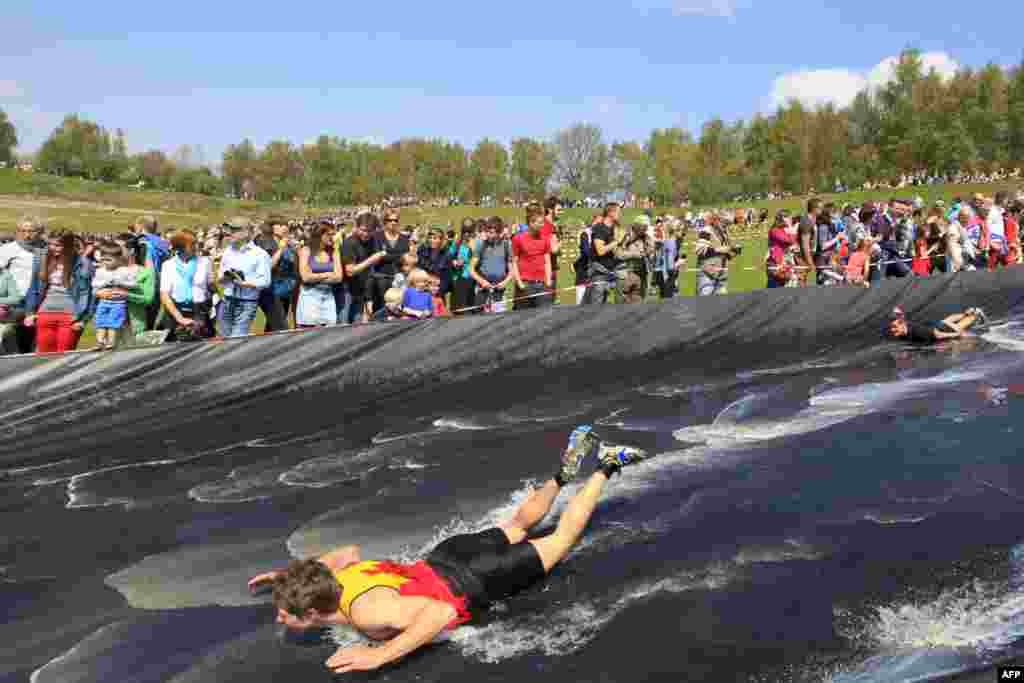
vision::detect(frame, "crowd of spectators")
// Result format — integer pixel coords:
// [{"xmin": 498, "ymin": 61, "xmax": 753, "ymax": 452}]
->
[{"xmin": 1, "ymin": 187, "xmax": 1023, "ymax": 355}]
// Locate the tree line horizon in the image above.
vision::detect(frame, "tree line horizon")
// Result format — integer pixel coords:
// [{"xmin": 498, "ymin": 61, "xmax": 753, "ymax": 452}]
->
[{"xmin": 3, "ymin": 50, "xmax": 1024, "ymax": 207}]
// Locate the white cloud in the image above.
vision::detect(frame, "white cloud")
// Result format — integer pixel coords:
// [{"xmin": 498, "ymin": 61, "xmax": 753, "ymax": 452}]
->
[
  {"xmin": 768, "ymin": 68, "xmax": 867, "ymax": 110},
  {"xmin": 0, "ymin": 80, "xmax": 24, "ymax": 99},
  {"xmin": 669, "ymin": 0, "xmax": 736, "ymax": 17},
  {"xmin": 767, "ymin": 51, "xmax": 960, "ymax": 111},
  {"xmin": 866, "ymin": 51, "xmax": 959, "ymax": 89}
]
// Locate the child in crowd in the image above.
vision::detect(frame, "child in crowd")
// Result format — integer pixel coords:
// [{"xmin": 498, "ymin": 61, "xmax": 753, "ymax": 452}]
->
[
  {"xmin": 371, "ymin": 288, "xmax": 406, "ymax": 322},
  {"xmin": 912, "ymin": 231, "xmax": 932, "ymax": 276},
  {"xmin": 846, "ymin": 234, "xmax": 874, "ymax": 287},
  {"xmin": 92, "ymin": 241, "xmax": 138, "ymax": 350},
  {"xmin": 401, "ymin": 269, "xmax": 434, "ymax": 319},
  {"xmin": 429, "ymin": 274, "xmax": 449, "ymax": 317},
  {"xmin": 391, "ymin": 254, "xmax": 418, "ymax": 290}
]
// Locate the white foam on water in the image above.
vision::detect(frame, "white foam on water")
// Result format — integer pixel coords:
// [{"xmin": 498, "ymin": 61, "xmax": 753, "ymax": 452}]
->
[
  {"xmin": 732, "ymin": 539, "xmax": 823, "ymax": 565},
  {"xmin": 371, "ymin": 429, "xmax": 441, "ymax": 445},
  {"xmin": 674, "ymin": 365, "xmax": 991, "ymax": 449},
  {"xmin": 189, "ymin": 466, "xmax": 291, "ymax": 504},
  {"xmin": 861, "ymin": 513, "xmax": 932, "ymax": 526},
  {"xmin": 1, "ymin": 458, "xmax": 77, "ymax": 477},
  {"xmin": 448, "ymin": 564, "xmax": 737, "ymax": 663},
  {"xmin": 982, "ymin": 322, "xmax": 1024, "ymax": 352},
  {"xmin": 30, "ymin": 621, "xmax": 123, "ymax": 683},
  {"xmin": 65, "ymin": 460, "xmax": 177, "ymax": 509},
  {"xmin": 432, "ymin": 417, "xmax": 494, "ymax": 431},
  {"xmin": 829, "ymin": 544, "xmax": 1024, "ymax": 682},
  {"xmin": 279, "ymin": 442, "xmax": 422, "ymax": 489}
]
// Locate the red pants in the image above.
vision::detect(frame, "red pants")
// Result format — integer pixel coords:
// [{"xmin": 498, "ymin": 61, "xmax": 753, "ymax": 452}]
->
[{"xmin": 35, "ymin": 312, "xmax": 82, "ymax": 353}]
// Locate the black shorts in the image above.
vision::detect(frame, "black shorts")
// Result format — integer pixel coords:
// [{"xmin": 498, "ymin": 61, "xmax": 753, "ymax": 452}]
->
[{"xmin": 425, "ymin": 528, "xmax": 546, "ymax": 611}]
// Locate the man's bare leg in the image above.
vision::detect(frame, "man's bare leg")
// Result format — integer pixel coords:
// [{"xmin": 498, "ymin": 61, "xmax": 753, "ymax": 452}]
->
[
  {"xmin": 498, "ymin": 480, "xmax": 561, "ymax": 544},
  {"xmin": 528, "ymin": 472, "xmax": 609, "ymax": 572}
]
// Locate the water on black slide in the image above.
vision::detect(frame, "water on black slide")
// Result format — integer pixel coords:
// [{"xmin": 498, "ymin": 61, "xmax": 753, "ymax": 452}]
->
[{"xmin": 4, "ymin": 271, "xmax": 1024, "ymax": 682}]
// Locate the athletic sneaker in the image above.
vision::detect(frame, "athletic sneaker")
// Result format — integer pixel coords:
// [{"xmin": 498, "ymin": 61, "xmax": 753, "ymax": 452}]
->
[
  {"xmin": 597, "ymin": 443, "xmax": 649, "ymax": 477},
  {"xmin": 559, "ymin": 425, "xmax": 600, "ymax": 483},
  {"xmin": 972, "ymin": 308, "xmax": 988, "ymax": 325}
]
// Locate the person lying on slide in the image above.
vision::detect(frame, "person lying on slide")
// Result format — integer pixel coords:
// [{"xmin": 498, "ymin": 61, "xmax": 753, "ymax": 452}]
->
[
  {"xmin": 246, "ymin": 426, "xmax": 648, "ymax": 674},
  {"xmin": 887, "ymin": 307, "xmax": 987, "ymax": 344}
]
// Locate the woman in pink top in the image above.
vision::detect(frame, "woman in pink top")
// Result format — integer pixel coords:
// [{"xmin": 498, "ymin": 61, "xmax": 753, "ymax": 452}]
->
[
  {"xmin": 766, "ymin": 211, "xmax": 797, "ymax": 289},
  {"xmin": 846, "ymin": 234, "xmax": 874, "ymax": 287}
]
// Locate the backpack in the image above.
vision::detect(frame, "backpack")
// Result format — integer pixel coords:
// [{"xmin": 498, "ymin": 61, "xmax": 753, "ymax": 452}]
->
[{"xmin": 477, "ymin": 239, "xmax": 510, "ymax": 281}]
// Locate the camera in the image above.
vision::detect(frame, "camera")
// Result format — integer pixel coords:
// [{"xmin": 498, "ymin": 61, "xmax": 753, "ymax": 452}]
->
[{"xmin": 225, "ymin": 269, "xmax": 246, "ymax": 282}]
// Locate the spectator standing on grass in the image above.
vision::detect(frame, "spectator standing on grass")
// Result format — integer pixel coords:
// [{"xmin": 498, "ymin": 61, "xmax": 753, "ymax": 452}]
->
[
  {"xmin": 543, "ymin": 197, "xmax": 563, "ymax": 304},
  {"xmin": 766, "ymin": 211, "xmax": 797, "ymax": 289},
  {"xmin": 134, "ymin": 215, "xmax": 170, "ymax": 330},
  {"xmin": 797, "ymin": 199, "xmax": 820, "ymax": 286},
  {"xmin": 0, "ymin": 216, "xmax": 46, "ymax": 353},
  {"xmin": 652, "ymin": 219, "xmax": 679, "ymax": 299},
  {"xmin": 23, "ymin": 231, "xmax": 95, "ymax": 353},
  {"xmin": 254, "ymin": 215, "xmax": 298, "ymax": 333},
  {"xmin": 158, "ymin": 231, "xmax": 215, "ymax": 343},
  {"xmin": 573, "ymin": 219, "xmax": 595, "ymax": 304},
  {"xmin": 217, "ymin": 218, "xmax": 271, "ymax": 338},
  {"xmin": 815, "ymin": 210, "xmax": 845, "ymax": 286},
  {"xmin": 296, "ymin": 222, "xmax": 345, "ymax": 328},
  {"xmin": 470, "ymin": 217, "xmax": 512, "ymax": 313},
  {"xmin": 0, "ymin": 261, "xmax": 23, "ymax": 354},
  {"xmin": 1005, "ymin": 201, "xmax": 1021, "ymax": 265},
  {"xmin": 511, "ymin": 204, "xmax": 553, "ymax": 310},
  {"xmin": 90, "ymin": 241, "xmax": 137, "ymax": 351},
  {"xmin": 417, "ymin": 227, "xmax": 451, "ymax": 295},
  {"xmin": 109, "ymin": 233, "xmax": 155, "ymax": 343},
  {"xmin": 369, "ymin": 210, "xmax": 410, "ymax": 314},
  {"xmin": 695, "ymin": 213, "xmax": 738, "ymax": 297},
  {"xmin": 447, "ymin": 218, "xmax": 477, "ymax": 315},
  {"xmin": 341, "ymin": 214, "xmax": 385, "ymax": 324},
  {"xmin": 581, "ymin": 203, "xmax": 622, "ymax": 305},
  {"xmin": 614, "ymin": 218, "xmax": 654, "ymax": 304}
]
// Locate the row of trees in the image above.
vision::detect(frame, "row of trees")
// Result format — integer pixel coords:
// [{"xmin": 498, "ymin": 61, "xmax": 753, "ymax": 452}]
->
[{"xmin": 13, "ymin": 51, "xmax": 1024, "ymax": 205}]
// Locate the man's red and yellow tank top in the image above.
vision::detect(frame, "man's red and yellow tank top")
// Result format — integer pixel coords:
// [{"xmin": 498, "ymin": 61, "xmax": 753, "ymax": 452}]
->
[{"xmin": 332, "ymin": 560, "xmax": 471, "ymax": 630}]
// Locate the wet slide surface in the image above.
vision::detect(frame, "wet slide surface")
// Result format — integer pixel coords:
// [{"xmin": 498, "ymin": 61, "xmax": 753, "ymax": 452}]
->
[{"xmin": 3, "ymin": 270, "xmax": 1024, "ymax": 682}]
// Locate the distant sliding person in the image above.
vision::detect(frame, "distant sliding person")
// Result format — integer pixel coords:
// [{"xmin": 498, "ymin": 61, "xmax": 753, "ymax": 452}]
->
[
  {"xmin": 887, "ymin": 307, "xmax": 987, "ymax": 344},
  {"xmin": 248, "ymin": 427, "xmax": 649, "ymax": 674}
]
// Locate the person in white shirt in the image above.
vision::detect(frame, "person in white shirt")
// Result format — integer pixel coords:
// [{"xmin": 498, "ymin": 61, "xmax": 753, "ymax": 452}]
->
[
  {"xmin": 0, "ymin": 216, "xmax": 46, "ymax": 352},
  {"xmin": 217, "ymin": 218, "xmax": 271, "ymax": 338},
  {"xmin": 159, "ymin": 231, "xmax": 215, "ymax": 342}
]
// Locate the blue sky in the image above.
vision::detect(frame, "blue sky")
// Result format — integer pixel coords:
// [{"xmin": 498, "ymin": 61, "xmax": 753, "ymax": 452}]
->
[{"xmin": 2, "ymin": 0, "xmax": 1022, "ymax": 162}]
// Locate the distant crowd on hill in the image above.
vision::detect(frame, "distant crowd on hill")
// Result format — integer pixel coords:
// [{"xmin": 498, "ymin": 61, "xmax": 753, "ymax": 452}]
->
[{"xmin": 1, "ymin": 186, "xmax": 1023, "ymax": 356}]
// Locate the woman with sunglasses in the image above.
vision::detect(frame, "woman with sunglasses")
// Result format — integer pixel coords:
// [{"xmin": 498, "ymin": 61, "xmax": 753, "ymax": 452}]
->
[{"xmin": 368, "ymin": 210, "xmax": 410, "ymax": 313}]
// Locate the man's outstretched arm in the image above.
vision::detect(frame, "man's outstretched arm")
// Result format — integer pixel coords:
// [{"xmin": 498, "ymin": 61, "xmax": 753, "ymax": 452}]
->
[
  {"xmin": 327, "ymin": 596, "xmax": 457, "ymax": 673},
  {"xmin": 247, "ymin": 545, "xmax": 361, "ymax": 590}
]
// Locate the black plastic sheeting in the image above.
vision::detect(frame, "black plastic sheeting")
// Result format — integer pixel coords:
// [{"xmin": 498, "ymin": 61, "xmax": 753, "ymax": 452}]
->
[
  {"xmin": 2, "ymin": 268, "xmax": 1024, "ymax": 465},
  {"xmin": 5, "ymin": 269, "xmax": 1024, "ymax": 683}
]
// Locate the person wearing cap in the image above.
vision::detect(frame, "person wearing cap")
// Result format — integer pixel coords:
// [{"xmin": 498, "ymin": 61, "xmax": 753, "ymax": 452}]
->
[
  {"xmin": 695, "ymin": 213, "xmax": 738, "ymax": 296},
  {"xmin": 134, "ymin": 214, "xmax": 170, "ymax": 330},
  {"xmin": 217, "ymin": 218, "xmax": 272, "ymax": 338},
  {"xmin": 614, "ymin": 217, "xmax": 654, "ymax": 304}
]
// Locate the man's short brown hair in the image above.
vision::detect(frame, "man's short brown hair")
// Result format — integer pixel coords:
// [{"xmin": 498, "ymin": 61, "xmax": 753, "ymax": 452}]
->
[
  {"xmin": 266, "ymin": 215, "xmax": 288, "ymax": 228},
  {"xmin": 544, "ymin": 196, "xmax": 560, "ymax": 215},
  {"xmin": 603, "ymin": 202, "xmax": 621, "ymax": 218},
  {"xmin": 272, "ymin": 559, "xmax": 341, "ymax": 618}
]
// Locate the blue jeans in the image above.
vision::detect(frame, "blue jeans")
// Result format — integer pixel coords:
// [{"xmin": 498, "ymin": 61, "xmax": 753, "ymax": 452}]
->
[{"xmin": 219, "ymin": 297, "xmax": 259, "ymax": 338}]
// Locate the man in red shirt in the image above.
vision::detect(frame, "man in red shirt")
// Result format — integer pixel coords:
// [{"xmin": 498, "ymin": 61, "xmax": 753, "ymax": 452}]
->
[{"xmin": 512, "ymin": 204, "xmax": 553, "ymax": 310}]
